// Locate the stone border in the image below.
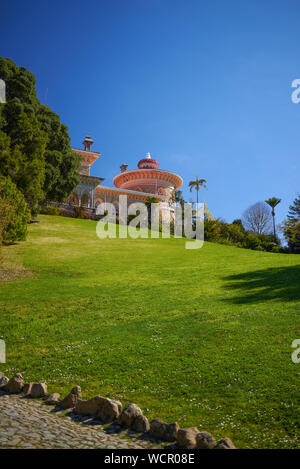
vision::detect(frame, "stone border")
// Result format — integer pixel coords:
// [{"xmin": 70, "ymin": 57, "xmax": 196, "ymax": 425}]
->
[{"xmin": 0, "ymin": 372, "xmax": 236, "ymax": 449}]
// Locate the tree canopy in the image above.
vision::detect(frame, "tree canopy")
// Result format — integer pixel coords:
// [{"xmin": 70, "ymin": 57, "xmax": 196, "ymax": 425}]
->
[
  {"xmin": 283, "ymin": 195, "xmax": 300, "ymax": 253},
  {"xmin": 287, "ymin": 195, "xmax": 300, "ymax": 220},
  {"xmin": 0, "ymin": 175, "xmax": 30, "ymax": 243},
  {"xmin": 242, "ymin": 201, "xmax": 272, "ymax": 235},
  {"xmin": 265, "ymin": 197, "xmax": 281, "ymax": 238},
  {"xmin": 0, "ymin": 57, "xmax": 80, "ymax": 215}
]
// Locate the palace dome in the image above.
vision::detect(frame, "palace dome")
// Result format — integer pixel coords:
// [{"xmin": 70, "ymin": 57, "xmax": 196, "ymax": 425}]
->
[
  {"xmin": 113, "ymin": 152, "xmax": 182, "ymax": 195},
  {"xmin": 137, "ymin": 152, "xmax": 159, "ymax": 169}
]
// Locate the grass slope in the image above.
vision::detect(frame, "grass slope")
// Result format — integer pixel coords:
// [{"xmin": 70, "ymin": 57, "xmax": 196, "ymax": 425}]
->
[{"xmin": 0, "ymin": 215, "xmax": 299, "ymax": 448}]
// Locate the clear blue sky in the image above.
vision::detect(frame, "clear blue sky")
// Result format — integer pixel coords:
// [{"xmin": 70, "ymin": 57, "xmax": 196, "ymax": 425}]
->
[{"xmin": 2, "ymin": 0, "xmax": 300, "ymax": 224}]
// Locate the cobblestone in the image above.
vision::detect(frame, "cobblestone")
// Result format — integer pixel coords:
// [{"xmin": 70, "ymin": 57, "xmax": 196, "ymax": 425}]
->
[{"xmin": 0, "ymin": 391, "xmax": 161, "ymax": 449}]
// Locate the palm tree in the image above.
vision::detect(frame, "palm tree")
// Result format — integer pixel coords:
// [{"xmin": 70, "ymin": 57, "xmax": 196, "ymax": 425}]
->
[
  {"xmin": 189, "ymin": 175, "xmax": 207, "ymax": 215},
  {"xmin": 265, "ymin": 197, "xmax": 281, "ymax": 238}
]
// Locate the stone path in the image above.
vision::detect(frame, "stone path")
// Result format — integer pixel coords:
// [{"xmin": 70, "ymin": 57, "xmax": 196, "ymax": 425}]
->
[{"xmin": 0, "ymin": 391, "xmax": 162, "ymax": 449}]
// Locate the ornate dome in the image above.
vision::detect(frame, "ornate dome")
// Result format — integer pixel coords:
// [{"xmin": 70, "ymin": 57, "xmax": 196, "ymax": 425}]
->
[
  {"xmin": 137, "ymin": 152, "xmax": 159, "ymax": 169},
  {"xmin": 113, "ymin": 151, "xmax": 183, "ymax": 194}
]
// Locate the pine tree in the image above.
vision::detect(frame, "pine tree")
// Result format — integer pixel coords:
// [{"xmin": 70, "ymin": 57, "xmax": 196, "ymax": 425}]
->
[
  {"xmin": 283, "ymin": 195, "xmax": 300, "ymax": 253},
  {"xmin": 287, "ymin": 195, "xmax": 300, "ymax": 220}
]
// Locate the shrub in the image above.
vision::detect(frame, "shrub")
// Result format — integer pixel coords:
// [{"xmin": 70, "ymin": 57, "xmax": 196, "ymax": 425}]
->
[
  {"xmin": 73, "ymin": 206, "xmax": 88, "ymax": 219},
  {"xmin": 59, "ymin": 207, "xmax": 76, "ymax": 218},
  {"xmin": 204, "ymin": 219, "xmax": 219, "ymax": 241},
  {"xmin": 203, "ymin": 217, "xmax": 281, "ymax": 252},
  {"xmin": 40, "ymin": 205, "xmax": 60, "ymax": 216},
  {"xmin": 284, "ymin": 221, "xmax": 300, "ymax": 254},
  {"xmin": 0, "ymin": 197, "xmax": 13, "ymax": 244},
  {"xmin": 0, "ymin": 176, "xmax": 30, "ymax": 244}
]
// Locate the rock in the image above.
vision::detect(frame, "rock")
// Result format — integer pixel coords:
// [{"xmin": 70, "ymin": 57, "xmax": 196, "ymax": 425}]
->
[
  {"xmin": 30, "ymin": 383, "xmax": 48, "ymax": 398},
  {"xmin": 75, "ymin": 396, "xmax": 103, "ymax": 416},
  {"xmin": 131, "ymin": 414, "xmax": 150, "ymax": 433},
  {"xmin": 23, "ymin": 383, "xmax": 33, "ymax": 395},
  {"xmin": 75, "ymin": 395, "xmax": 122, "ymax": 423},
  {"xmin": 4, "ymin": 373, "xmax": 24, "ymax": 393},
  {"xmin": 149, "ymin": 419, "xmax": 179, "ymax": 442},
  {"xmin": 196, "ymin": 431, "xmax": 216, "ymax": 449},
  {"xmin": 177, "ymin": 427, "xmax": 199, "ymax": 449},
  {"xmin": 97, "ymin": 397, "xmax": 122, "ymax": 424},
  {"xmin": 0, "ymin": 375, "xmax": 9, "ymax": 388},
  {"xmin": 44, "ymin": 393, "xmax": 61, "ymax": 405},
  {"xmin": 118, "ymin": 403, "xmax": 143, "ymax": 427},
  {"xmin": 215, "ymin": 437, "xmax": 236, "ymax": 449},
  {"xmin": 117, "ymin": 403, "xmax": 150, "ymax": 433},
  {"xmin": 60, "ymin": 386, "xmax": 82, "ymax": 409}
]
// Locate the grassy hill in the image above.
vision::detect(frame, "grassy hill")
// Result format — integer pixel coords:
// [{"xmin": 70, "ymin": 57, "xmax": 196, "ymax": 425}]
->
[{"xmin": 0, "ymin": 215, "xmax": 299, "ymax": 448}]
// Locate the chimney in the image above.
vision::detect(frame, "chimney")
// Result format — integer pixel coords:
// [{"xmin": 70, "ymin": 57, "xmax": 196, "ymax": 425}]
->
[
  {"xmin": 120, "ymin": 163, "xmax": 128, "ymax": 173},
  {"xmin": 83, "ymin": 135, "xmax": 94, "ymax": 152}
]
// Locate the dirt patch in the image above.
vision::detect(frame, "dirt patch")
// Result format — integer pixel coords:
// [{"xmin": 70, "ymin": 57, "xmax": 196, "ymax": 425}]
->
[
  {"xmin": 0, "ymin": 266, "xmax": 34, "ymax": 283},
  {"xmin": 0, "ymin": 243, "xmax": 34, "ymax": 283},
  {"xmin": 34, "ymin": 237, "xmax": 67, "ymax": 244}
]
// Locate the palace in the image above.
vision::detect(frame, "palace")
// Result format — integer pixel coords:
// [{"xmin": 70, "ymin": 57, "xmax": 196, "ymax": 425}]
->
[{"xmin": 67, "ymin": 136, "xmax": 183, "ymax": 219}]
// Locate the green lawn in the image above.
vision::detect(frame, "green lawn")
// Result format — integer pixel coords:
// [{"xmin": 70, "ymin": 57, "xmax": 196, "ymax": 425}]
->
[{"xmin": 0, "ymin": 215, "xmax": 299, "ymax": 448}]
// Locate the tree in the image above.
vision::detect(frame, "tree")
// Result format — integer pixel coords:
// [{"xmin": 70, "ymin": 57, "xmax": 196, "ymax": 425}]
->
[
  {"xmin": 0, "ymin": 57, "xmax": 80, "ymax": 214},
  {"xmin": 285, "ymin": 222, "xmax": 300, "ymax": 253},
  {"xmin": 232, "ymin": 219, "xmax": 245, "ymax": 231},
  {"xmin": 188, "ymin": 175, "xmax": 207, "ymax": 215},
  {"xmin": 2, "ymin": 101, "xmax": 47, "ymax": 214},
  {"xmin": 37, "ymin": 105, "xmax": 80, "ymax": 203},
  {"xmin": 287, "ymin": 195, "xmax": 300, "ymax": 220},
  {"xmin": 174, "ymin": 190, "xmax": 185, "ymax": 207},
  {"xmin": 0, "ymin": 58, "xmax": 47, "ymax": 214},
  {"xmin": 265, "ymin": 197, "xmax": 281, "ymax": 238},
  {"xmin": 0, "ymin": 176, "xmax": 30, "ymax": 243},
  {"xmin": 0, "ymin": 197, "xmax": 13, "ymax": 244},
  {"xmin": 242, "ymin": 202, "xmax": 272, "ymax": 234},
  {"xmin": 203, "ymin": 216, "xmax": 279, "ymax": 251},
  {"xmin": 283, "ymin": 195, "xmax": 300, "ymax": 253}
]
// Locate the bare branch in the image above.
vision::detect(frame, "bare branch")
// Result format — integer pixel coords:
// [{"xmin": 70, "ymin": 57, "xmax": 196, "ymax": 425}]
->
[{"xmin": 242, "ymin": 202, "xmax": 272, "ymax": 234}]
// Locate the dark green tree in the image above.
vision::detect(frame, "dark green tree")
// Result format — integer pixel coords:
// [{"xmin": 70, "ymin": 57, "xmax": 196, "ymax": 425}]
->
[
  {"xmin": 0, "ymin": 176, "xmax": 30, "ymax": 243},
  {"xmin": 1, "ymin": 100, "xmax": 47, "ymax": 214},
  {"xmin": 232, "ymin": 219, "xmax": 245, "ymax": 231},
  {"xmin": 37, "ymin": 105, "xmax": 80, "ymax": 202},
  {"xmin": 0, "ymin": 58, "xmax": 39, "ymax": 108},
  {"xmin": 0, "ymin": 57, "xmax": 80, "ymax": 214},
  {"xmin": 283, "ymin": 195, "xmax": 300, "ymax": 253},
  {"xmin": 287, "ymin": 195, "xmax": 300, "ymax": 220}
]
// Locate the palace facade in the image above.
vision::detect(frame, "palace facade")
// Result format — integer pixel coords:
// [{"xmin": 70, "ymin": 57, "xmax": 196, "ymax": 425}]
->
[{"xmin": 67, "ymin": 136, "xmax": 183, "ymax": 219}]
